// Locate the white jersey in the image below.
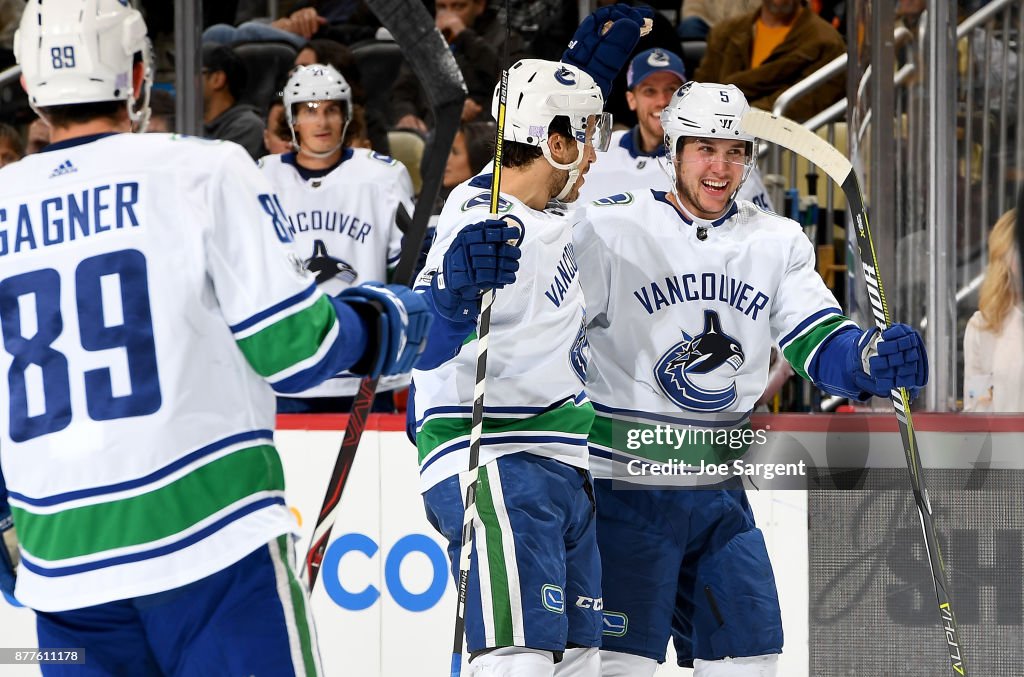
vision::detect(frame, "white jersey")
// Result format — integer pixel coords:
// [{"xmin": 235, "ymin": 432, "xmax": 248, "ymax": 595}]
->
[
  {"xmin": 0, "ymin": 133, "xmax": 349, "ymax": 611},
  {"xmin": 411, "ymin": 174, "xmax": 594, "ymax": 492},
  {"xmin": 577, "ymin": 128, "xmax": 774, "ymax": 211},
  {"xmin": 260, "ymin": 148, "xmax": 414, "ymax": 397},
  {"xmin": 573, "ymin": 190, "xmax": 853, "ymax": 481}
]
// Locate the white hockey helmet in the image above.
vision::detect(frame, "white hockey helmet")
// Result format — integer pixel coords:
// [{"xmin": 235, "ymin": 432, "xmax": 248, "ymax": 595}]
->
[
  {"xmin": 493, "ymin": 59, "xmax": 611, "ymax": 200},
  {"xmin": 283, "ymin": 63, "xmax": 353, "ymax": 155},
  {"xmin": 660, "ymin": 82, "xmax": 759, "ymax": 201},
  {"xmin": 15, "ymin": 0, "xmax": 152, "ymax": 130}
]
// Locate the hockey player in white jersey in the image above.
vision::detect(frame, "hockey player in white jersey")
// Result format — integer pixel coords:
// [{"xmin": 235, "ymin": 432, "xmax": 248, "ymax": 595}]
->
[
  {"xmin": 0, "ymin": 2, "xmax": 432, "ymax": 674},
  {"xmin": 573, "ymin": 83, "xmax": 928, "ymax": 676},
  {"xmin": 576, "ymin": 48, "xmax": 773, "ymax": 211},
  {"xmin": 410, "ymin": 7, "xmax": 653, "ymax": 675},
  {"xmin": 260, "ymin": 63, "xmax": 417, "ymax": 412}
]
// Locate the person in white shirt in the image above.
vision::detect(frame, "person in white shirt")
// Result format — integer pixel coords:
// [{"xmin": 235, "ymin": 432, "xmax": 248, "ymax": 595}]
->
[{"xmin": 963, "ymin": 208, "xmax": 1024, "ymax": 411}]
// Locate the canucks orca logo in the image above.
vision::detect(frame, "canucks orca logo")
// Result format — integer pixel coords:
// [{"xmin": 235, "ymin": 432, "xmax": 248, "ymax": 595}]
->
[
  {"xmin": 462, "ymin": 191, "xmax": 512, "ymax": 213},
  {"xmin": 554, "ymin": 66, "xmax": 577, "ymax": 86},
  {"xmin": 654, "ymin": 310, "xmax": 744, "ymax": 412},
  {"xmin": 306, "ymin": 239, "xmax": 358, "ymax": 285},
  {"xmin": 569, "ymin": 317, "xmax": 589, "ymax": 383}
]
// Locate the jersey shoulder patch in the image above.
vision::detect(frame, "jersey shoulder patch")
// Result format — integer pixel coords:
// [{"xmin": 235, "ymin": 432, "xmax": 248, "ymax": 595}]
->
[
  {"xmin": 462, "ymin": 191, "xmax": 513, "ymax": 213},
  {"xmin": 591, "ymin": 192, "xmax": 635, "ymax": 207},
  {"xmin": 369, "ymin": 151, "xmax": 399, "ymax": 166}
]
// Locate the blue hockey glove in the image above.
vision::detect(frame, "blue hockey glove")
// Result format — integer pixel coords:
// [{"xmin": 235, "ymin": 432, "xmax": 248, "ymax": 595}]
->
[
  {"xmin": 848, "ymin": 323, "xmax": 929, "ymax": 399},
  {"xmin": 431, "ymin": 219, "xmax": 522, "ymax": 321},
  {"xmin": 338, "ymin": 283, "xmax": 432, "ymax": 378},
  {"xmin": 0, "ymin": 474, "xmax": 18, "ymax": 598},
  {"xmin": 561, "ymin": 4, "xmax": 654, "ymax": 100}
]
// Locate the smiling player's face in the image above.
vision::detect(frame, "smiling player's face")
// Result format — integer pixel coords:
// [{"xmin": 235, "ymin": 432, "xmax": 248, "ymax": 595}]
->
[{"xmin": 674, "ymin": 137, "xmax": 748, "ymax": 219}]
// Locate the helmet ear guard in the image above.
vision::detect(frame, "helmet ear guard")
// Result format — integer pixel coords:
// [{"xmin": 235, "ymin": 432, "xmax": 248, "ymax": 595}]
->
[
  {"xmin": 15, "ymin": 0, "xmax": 153, "ymax": 132},
  {"xmin": 283, "ymin": 63, "xmax": 353, "ymax": 156}
]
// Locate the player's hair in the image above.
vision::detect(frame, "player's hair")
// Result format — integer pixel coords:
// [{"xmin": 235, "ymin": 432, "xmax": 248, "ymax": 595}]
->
[
  {"xmin": 502, "ymin": 115, "xmax": 572, "ymax": 168},
  {"xmin": 978, "ymin": 208, "xmax": 1020, "ymax": 332},
  {"xmin": 344, "ymin": 103, "xmax": 370, "ymax": 147},
  {"xmin": 39, "ymin": 100, "xmax": 126, "ymax": 128}
]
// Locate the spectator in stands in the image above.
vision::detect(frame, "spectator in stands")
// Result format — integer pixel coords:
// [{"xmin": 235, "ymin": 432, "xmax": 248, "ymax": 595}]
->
[
  {"xmin": 963, "ymin": 209, "xmax": 1024, "ymax": 412},
  {"xmin": 443, "ymin": 120, "xmax": 495, "ymax": 197},
  {"xmin": 677, "ymin": 0, "xmax": 761, "ymax": 41},
  {"xmin": 390, "ymin": 0, "xmax": 524, "ymax": 133},
  {"xmin": 146, "ymin": 89, "xmax": 176, "ymax": 133},
  {"xmin": 202, "ymin": 45, "xmax": 267, "ymax": 159},
  {"xmin": 295, "ymin": 37, "xmax": 390, "ymax": 153},
  {"xmin": 203, "ymin": 5, "xmax": 326, "ymax": 48},
  {"xmin": 263, "ymin": 98, "xmax": 293, "ymax": 154},
  {"xmin": 25, "ymin": 117, "xmax": 49, "ymax": 154},
  {"xmin": 499, "ymin": 0, "xmax": 579, "ymax": 61},
  {"xmin": 0, "ymin": 122, "xmax": 23, "ymax": 167},
  {"xmin": 694, "ymin": 0, "xmax": 845, "ymax": 123}
]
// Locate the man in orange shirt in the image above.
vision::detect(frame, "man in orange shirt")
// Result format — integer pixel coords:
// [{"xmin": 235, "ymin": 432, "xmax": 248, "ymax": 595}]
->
[{"xmin": 694, "ymin": 0, "xmax": 844, "ymax": 123}]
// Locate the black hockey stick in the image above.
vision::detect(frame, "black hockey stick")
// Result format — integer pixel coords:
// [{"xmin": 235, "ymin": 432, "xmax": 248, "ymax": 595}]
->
[
  {"xmin": 448, "ymin": 62, "xmax": 511, "ymax": 677},
  {"xmin": 740, "ymin": 109, "xmax": 967, "ymax": 676},
  {"xmin": 302, "ymin": 0, "xmax": 467, "ymax": 591}
]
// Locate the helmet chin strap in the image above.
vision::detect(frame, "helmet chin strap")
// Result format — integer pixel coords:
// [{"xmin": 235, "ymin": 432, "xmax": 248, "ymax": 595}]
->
[{"xmin": 541, "ymin": 139, "xmax": 586, "ymax": 202}]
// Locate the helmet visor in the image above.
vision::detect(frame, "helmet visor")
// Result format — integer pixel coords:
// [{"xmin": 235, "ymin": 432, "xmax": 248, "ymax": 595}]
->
[{"xmin": 576, "ymin": 112, "xmax": 612, "ymax": 152}]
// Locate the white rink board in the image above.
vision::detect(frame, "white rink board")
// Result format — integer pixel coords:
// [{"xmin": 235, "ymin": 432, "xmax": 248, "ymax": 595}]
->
[{"xmin": 0, "ymin": 426, "xmax": 809, "ymax": 677}]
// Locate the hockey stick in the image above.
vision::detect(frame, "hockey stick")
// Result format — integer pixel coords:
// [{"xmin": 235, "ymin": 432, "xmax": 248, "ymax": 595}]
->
[
  {"xmin": 740, "ymin": 109, "xmax": 967, "ymax": 676},
  {"xmin": 302, "ymin": 0, "xmax": 467, "ymax": 591},
  {"xmin": 448, "ymin": 62, "xmax": 510, "ymax": 677}
]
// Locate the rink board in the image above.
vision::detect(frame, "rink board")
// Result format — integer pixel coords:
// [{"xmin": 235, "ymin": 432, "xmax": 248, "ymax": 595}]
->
[{"xmin": 1, "ymin": 413, "xmax": 1020, "ymax": 676}]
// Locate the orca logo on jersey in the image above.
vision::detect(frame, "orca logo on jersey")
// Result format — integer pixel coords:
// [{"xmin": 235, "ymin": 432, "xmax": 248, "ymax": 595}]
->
[
  {"xmin": 306, "ymin": 239, "xmax": 358, "ymax": 285},
  {"xmin": 569, "ymin": 316, "xmax": 589, "ymax": 383},
  {"xmin": 654, "ymin": 309, "xmax": 745, "ymax": 412}
]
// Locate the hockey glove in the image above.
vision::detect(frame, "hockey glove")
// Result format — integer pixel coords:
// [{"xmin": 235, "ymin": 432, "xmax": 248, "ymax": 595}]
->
[
  {"xmin": 430, "ymin": 219, "xmax": 522, "ymax": 321},
  {"xmin": 338, "ymin": 283, "xmax": 432, "ymax": 378},
  {"xmin": 848, "ymin": 323, "xmax": 929, "ymax": 399},
  {"xmin": 561, "ymin": 4, "xmax": 654, "ymax": 101},
  {"xmin": 0, "ymin": 474, "xmax": 17, "ymax": 598}
]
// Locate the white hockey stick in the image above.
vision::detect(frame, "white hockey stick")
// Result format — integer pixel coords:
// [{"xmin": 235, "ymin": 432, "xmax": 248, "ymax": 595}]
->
[{"xmin": 740, "ymin": 108, "xmax": 966, "ymax": 676}]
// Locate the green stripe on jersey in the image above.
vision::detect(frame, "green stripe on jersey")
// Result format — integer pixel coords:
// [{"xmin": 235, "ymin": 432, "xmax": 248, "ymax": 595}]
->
[
  {"xmin": 590, "ymin": 415, "xmax": 749, "ymax": 465},
  {"xmin": 14, "ymin": 445, "xmax": 285, "ymax": 562},
  {"xmin": 416, "ymin": 400, "xmax": 594, "ymax": 464},
  {"xmin": 782, "ymin": 314, "xmax": 850, "ymax": 381},
  {"xmin": 237, "ymin": 295, "xmax": 336, "ymax": 378},
  {"xmin": 476, "ymin": 466, "xmax": 515, "ymax": 646}
]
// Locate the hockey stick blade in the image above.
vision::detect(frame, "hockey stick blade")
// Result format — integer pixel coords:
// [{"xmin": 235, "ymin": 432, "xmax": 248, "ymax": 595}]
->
[
  {"xmin": 740, "ymin": 108, "xmax": 967, "ymax": 676},
  {"xmin": 303, "ymin": 0, "xmax": 467, "ymax": 592}
]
